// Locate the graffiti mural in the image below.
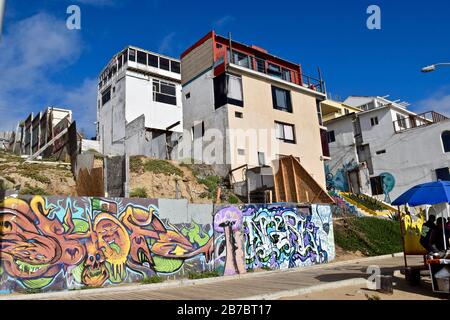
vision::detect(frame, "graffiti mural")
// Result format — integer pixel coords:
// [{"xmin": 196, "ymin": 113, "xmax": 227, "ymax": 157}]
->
[
  {"xmin": 380, "ymin": 172, "xmax": 395, "ymax": 204},
  {"xmin": 213, "ymin": 204, "xmax": 335, "ymax": 275},
  {"xmin": 0, "ymin": 196, "xmax": 336, "ymax": 294},
  {"xmin": 0, "ymin": 196, "xmax": 213, "ymax": 293},
  {"xmin": 325, "ymin": 162, "xmax": 358, "ymax": 192}
]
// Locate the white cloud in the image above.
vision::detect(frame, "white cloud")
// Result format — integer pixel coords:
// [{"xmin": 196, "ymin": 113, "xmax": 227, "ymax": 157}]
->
[
  {"xmin": 213, "ymin": 15, "xmax": 235, "ymax": 29},
  {"xmin": 414, "ymin": 87, "xmax": 450, "ymax": 116},
  {"xmin": 158, "ymin": 32, "xmax": 176, "ymax": 55},
  {"xmin": 0, "ymin": 12, "xmax": 97, "ymax": 136}
]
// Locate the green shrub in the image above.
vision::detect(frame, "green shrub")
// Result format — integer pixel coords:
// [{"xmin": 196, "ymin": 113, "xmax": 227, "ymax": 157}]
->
[
  {"xmin": 141, "ymin": 276, "xmax": 164, "ymax": 284},
  {"xmin": 130, "ymin": 156, "xmax": 144, "ymax": 173},
  {"xmin": 130, "ymin": 187, "xmax": 148, "ymax": 199},
  {"xmin": 188, "ymin": 271, "xmax": 220, "ymax": 280},
  {"xmin": 19, "ymin": 184, "xmax": 50, "ymax": 196},
  {"xmin": 197, "ymin": 175, "xmax": 221, "ymax": 199},
  {"xmin": 227, "ymin": 194, "xmax": 240, "ymax": 204},
  {"xmin": 144, "ymin": 159, "xmax": 183, "ymax": 177}
]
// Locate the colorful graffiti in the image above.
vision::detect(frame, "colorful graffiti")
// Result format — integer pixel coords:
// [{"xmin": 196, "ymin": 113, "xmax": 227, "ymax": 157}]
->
[
  {"xmin": 213, "ymin": 204, "xmax": 335, "ymax": 275},
  {"xmin": 325, "ymin": 162, "xmax": 358, "ymax": 192},
  {"xmin": 380, "ymin": 172, "xmax": 396, "ymax": 204},
  {"xmin": 0, "ymin": 196, "xmax": 213, "ymax": 293},
  {"xmin": 0, "ymin": 196, "xmax": 335, "ymax": 294}
]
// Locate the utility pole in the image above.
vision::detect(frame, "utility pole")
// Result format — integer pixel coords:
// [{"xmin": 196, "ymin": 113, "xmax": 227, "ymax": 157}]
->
[{"xmin": 0, "ymin": 0, "xmax": 5, "ymax": 42}]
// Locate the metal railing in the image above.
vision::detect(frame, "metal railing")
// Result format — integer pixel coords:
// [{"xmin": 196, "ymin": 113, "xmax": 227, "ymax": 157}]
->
[
  {"xmin": 393, "ymin": 111, "xmax": 449, "ymax": 133},
  {"xmin": 228, "ymin": 53, "xmax": 326, "ymax": 94}
]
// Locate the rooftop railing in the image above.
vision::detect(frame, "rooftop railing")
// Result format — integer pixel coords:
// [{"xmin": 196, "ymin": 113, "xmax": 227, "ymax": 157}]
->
[
  {"xmin": 229, "ymin": 54, "xmax": 326, "ymax": 94},
  {"xmin": 393, "ymin": 111, "xmax": 449, "ymax": 133}
]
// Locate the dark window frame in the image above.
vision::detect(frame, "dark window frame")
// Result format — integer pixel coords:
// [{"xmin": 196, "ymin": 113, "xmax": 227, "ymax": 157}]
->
[
  {"xmin": 101, "ymin": 87, "xmax": 112, "ymax": 106},
  {"xmin": 327, "ymin": 130, "xmax": 336, "ymax": 143},
  {"xmin": 272, "ymin": 86, "xmax": 292, "ymax": 113},
  {"xmin": 153, "ymin": 79, "xmax": 177, "ymax": 106},
  {"xmin": 436, "ymin": 167, "xmax": 450, "ymax": 181},
  {"xmin": 275, "ymin": 121, "xmax": 296, "ymax": 144},
  {"xmin": 213, "ymin": 73, "xmax": 244, "ymax": 109},
  {"xmin": 148, "ymin": 54, "xmax": 159, "ymax": 68},
  {"xmin": 442, "ymin": 131, "xmax": 450, "ymax": 153},
  {"xmin": 137, "ymin": 51, "xmax": 147, "ymax": 65},
  {"xmin": 370, "ymin": 176, "xmax": 383, "ymax": 195},
  {"xmin": 171, "ymin": 61, "xmax": 181, "ymax": 74},
  {"xmin": 160, "ymin": 57, "xmax": 170, "ymax": 71}
]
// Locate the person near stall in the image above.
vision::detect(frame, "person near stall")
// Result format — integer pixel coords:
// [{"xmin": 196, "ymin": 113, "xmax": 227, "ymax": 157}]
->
[{"xmin": 420, "ymin": 215, "xmax": 436, "ymax": 252}]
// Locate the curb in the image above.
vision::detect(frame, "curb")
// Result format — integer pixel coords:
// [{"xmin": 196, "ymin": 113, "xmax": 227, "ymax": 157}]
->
[
  {"xmin": 1, "ymin": 253, "xmax": 404, "ymax": 300},
  {"xmin": 240, "ymin": 278, "xmax": 367, "ymax": 300}
]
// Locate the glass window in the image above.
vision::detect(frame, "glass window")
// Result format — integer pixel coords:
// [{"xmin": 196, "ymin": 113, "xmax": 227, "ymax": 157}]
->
[
  {"xmin": 268, "ymin": 63, "xmax": 282, "ymax": 78},
  {"xmin": 153, "ymin": 79, "xmax": 177, "ymax": 105},
  {"xmin": 275, "ymin": 122, "xmax": 296, "ymax": 143},
  {"xmin": 327, "ymin": 131, "xmax": 336, "ymax": 143},
  {"xmin": 370, "ymin": 176, "xmax": 383, "ymax": 195},
  {"xmin": 442, "ymin": 131, "xmax": 450, "ymax": 152},
  {"xmin": 148, "ymin": 54, "xmax": 159, "ymax": 67},
  {"xmin": 282, "ymin": 68, "xmax": 291, "ymax": 82},
  {"xmin": 137, "ymin": 51, "xmax": 147, "ymax": 65},
  {"xmin": 227, "ymin": 74, "xmax": 243, "ymax": 103},
  {"xmin": 371, "ymin": 117, "xmax": 379, "ymax": 126},
  {"xmin": 171, "ymin": 61, "xmax": 181, "ymax": 74},
  {"xmin": 129, "ymin": 49, "xmax": 136, "ymax": 62},
  {"xmin": 214, "ymin": 73, "xmax": 243, "ymax": 108},
  {"xmin": 256, "ymin": 58, "xmax": 266, "ymax": 73},
  {"xmin": 160, "ymin": 58, "xmax": 170, "ymax": 71},
  {"xmin": 101, "ymin": 87, "xmax": 111, "ymax": 106},
  {"xmin": 436, "ymin": 167, "xmax": 450, "ymax": 181},
  {"xmin": 272, "ymin": 86, "xmax": 292, "ymax": 112},
  {"xmin": 232, "ymin": 51, "xmax": 249, "ymax": 68},
  {"xmin": 118, "ymin": 54, "xmax": 123, "ymax": 69}
]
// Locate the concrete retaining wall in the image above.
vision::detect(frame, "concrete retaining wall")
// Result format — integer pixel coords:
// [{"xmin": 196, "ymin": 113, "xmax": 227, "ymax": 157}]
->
[{"xmin": 0, "ymin": 196, "xmax": 334, "ymax": 294}]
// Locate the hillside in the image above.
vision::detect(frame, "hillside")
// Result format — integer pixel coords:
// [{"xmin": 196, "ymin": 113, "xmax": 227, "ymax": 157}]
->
[
  {"xmin": 129, "ymin": 156, "xmax": 240, "ymax": 204},
  {"xmin": 0, "ymin": 150, "xmax": 76, "ymax": 196}
]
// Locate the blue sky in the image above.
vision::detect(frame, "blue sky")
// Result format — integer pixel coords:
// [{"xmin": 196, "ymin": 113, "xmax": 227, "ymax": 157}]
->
[{"xmin": 1, "ymin": 0, "xmax": 450, "ymax": 137}]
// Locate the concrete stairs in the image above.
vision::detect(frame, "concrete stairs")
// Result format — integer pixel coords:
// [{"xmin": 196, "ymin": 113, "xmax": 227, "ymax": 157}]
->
[{"xmin": 339, "ymin": 192, "xmax": 395, "ymax": 219}]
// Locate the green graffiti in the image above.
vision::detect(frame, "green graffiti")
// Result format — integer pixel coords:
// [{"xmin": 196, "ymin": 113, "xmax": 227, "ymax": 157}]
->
[
  {"xmin": 22, "ymin": 278, "xmax": 53, "ymax": 289},
  {"xmin": 70, "ymin": 263, "xmax": 84, "ymax": 284},
  {"xmin": 181, "ymin": 222, "xmax": 210, "ymax": 247},
  {"xmin": 153, "ymin": 256, "xmax": 184, "ymax": 274}
]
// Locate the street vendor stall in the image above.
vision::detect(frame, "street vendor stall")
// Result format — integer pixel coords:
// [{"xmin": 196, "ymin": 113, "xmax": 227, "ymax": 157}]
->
[{"xmin": 392, "ymin": 181, "xmax": 450, "ymax": 293}]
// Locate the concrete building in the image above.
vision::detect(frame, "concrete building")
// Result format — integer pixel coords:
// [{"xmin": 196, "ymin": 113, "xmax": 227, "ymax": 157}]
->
[
  {"xmin": 325, "ymin": 95, "xmax": 450, "ymax": 202},
  {"xmin": 180, "ymin": 31, "xmax": 329, "ymax": 192},
  {"xmin": 97, "ymin": 46, "xmax": 182, "ymax": 159},
  {"xmin": 320, "ymin": 99, "xmax": 362, "ymax": 122}
]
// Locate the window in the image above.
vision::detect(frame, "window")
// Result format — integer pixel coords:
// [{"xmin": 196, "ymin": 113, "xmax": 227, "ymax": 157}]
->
[
  {"xmin": 370, "ymin": 117, "xmax": 379, "ymax": 126},
  {"xmin": 160, "ymin": 57, "xmax": 170, "ymax": 71},
  {"xmin": 153, "ymin": 79, "xmax": 177, "ymax": 105},
  {"xmin": 327, "ymin": 131, "xmax": 336, "ymax": 143},
  {"xmin": 148, "ymin": 54, "xmax": 159, "ymax": 67},
  {"xmin": 185, "ymin": 93, "xmax": 191, "ymax": 99},
  {"xmin": 171, "ymin": 61, "xmax": 181, "ymax": 74},
  {"xmin": 442, "ymin": 131, "xmax": 450, "ymax": 153},
  {"xmin": 118, "ymin": 54, "xmax": 123, "ymax": 69},
  {"xmin": 345, "ymin": 109, "xmax": 350, "ymax": 115},
  {"xmin": 376, "ymin": 150, "xmax": 386, "ymax": 155},
  {"xmin": 137, "ymin": 51, "xmax": 147, "ymax": 65},
  {"xmin": 123, "ymin": 49, "xmax": 128, "ymax": 63},
  {"xmin": 214, "ymin": 73, "xmax": 243, "ymax": 108},
  {"xmin": 275, "ymin": 122, "xmax": 296, "ymax": 144},
  {"xmin": 258, "ymin": 152, "xmax": 266, "ymax": 166},
  {"xmin": 436, "ymin": 167, "xmax": 450, "ymax": 181},
  {"xmin": 256, "ymin": 58, "xmax": 266, "ymax": 73},
  {"xmin": 128, "ymin": 49, "xmax": 136, "ymax": 62},
  {"xmin": 370, "ymin": 176, "xmax": 383, "ymax": 195},
  {"xmin": 267, "ymin": 63, "xmax": 282, "ymax": 78},
  {"xmin": 232, "ymin": 51, "xmax": 249, "ymax": 68},
  {"xmin": 101, "ymin": 87, "xmax": 111, "ymax": 106},
  {"xmin": 282, "ymin": 68, "xmax": 291, "ymax": 82},
  {"xmin": 238, "ymin": 149, "xmax": 245, "ymax": 156},
  {"xmin": 397, "ymin": 114, "xmax": 407, "ymax": 129},
  {"xmin": 235, "ymin": 112, "xmax": 243, "ymax": 118},
  {"xmin": 272, "ymin": 86, "xmax": 292, "ymax": 112}
]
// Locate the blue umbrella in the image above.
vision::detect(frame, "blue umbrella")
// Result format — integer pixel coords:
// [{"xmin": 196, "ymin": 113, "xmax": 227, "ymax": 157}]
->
[{"xmin": 392, "ymin": 181, "xmax": 450, "ymax": 206}]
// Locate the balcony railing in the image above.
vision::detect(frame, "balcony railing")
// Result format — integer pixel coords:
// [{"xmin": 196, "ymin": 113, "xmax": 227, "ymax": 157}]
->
[
  {"xmin": 393, "ymin": 111, "xmax": 449, "ymax": 133},
  {"xmin": 228, "ymin": 54, "xmax": 326, "ymax": 94}
]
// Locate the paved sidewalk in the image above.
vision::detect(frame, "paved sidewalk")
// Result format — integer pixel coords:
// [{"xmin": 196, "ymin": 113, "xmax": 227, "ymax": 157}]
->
[{"xmin": 4, "ymin": 254, "xmax": 422, "ymax": 300}]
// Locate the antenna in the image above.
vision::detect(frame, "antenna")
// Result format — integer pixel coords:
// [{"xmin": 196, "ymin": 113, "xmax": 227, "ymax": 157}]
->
[{"xmin": 0, "ymin": 0, "xmax": 5, "ymax": 42}]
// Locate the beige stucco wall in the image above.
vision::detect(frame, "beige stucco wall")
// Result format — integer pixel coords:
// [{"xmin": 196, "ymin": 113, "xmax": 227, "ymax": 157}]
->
[{"xmin": 226, "ymin": 74, "xmax": 326, "ymax": 188}]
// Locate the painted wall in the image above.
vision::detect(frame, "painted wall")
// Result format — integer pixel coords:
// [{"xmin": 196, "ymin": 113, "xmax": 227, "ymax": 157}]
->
[{"xmin": 0, "ymin": 196, "xmax": 334, "ymax": 294}]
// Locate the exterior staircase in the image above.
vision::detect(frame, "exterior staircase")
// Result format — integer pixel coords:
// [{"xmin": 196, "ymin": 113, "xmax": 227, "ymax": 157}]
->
[{"xmin": 339, "ymin": 192, "xmax": 396, "ymax": 219}]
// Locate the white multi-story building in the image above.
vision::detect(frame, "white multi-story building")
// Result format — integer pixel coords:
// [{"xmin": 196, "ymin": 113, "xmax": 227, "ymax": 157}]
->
[
  {"xmin": 325, "ymin": 96, "xmax": 450, "ymax": 202},
  {"xmin": 97, "ymin": 46, "xmax": 183, "ymax": 158}
]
